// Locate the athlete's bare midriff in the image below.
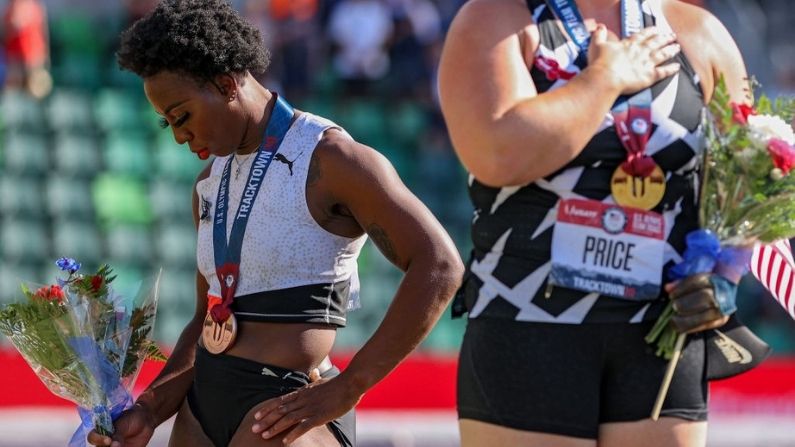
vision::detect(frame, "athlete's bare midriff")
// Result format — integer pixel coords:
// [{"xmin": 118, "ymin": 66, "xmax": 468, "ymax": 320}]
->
[{"xmin": 199, "ymin": 321, "xmax": 337, "ymax": 373}]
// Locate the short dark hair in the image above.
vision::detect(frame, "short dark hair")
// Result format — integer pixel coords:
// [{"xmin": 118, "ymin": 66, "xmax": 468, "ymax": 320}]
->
[{"xmin": 117, "ymin": 0, "xmax": 270, "ymax": 81}]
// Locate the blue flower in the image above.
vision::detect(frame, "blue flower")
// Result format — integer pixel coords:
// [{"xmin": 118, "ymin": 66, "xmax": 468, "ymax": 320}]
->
[{"xmin": 56, "ymin": 257, "xmax": 81, "ymax": 274}]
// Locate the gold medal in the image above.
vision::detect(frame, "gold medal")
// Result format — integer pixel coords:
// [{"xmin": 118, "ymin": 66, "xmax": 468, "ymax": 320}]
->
[
  {"xmin": 202, "ymin": 312, "xmax": 237, "ymax": 354},
  {"xmin": 610, "ymin": 162, "xmax": 666, "ymax": 211}
]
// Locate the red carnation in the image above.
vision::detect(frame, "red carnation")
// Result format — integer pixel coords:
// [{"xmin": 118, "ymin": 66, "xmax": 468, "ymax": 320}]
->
[
  {"xmin": 91, "ymin": 275, "xmax": 104, "ymax": 292},
  {"xmin": 34, "ymin": 284, "xmax": 65, "ymax": 302},
  {"xmin": 768, "ymin": 138, "xmax": 795, "ymax": 174},
  {"xmin": 48, "ymin": 285, "xmax": 64, "ymax": 301},
  {"xmin": 34, "ymin": 286, "xmax": 49, "ymax": 299},
  {"xmin": 731, "ymin": 102, "xmax": 756, "ymax": 125}
]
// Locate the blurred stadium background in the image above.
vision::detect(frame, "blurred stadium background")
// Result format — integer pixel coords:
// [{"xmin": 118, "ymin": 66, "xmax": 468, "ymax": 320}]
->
[{"xmin": 0, "ymin": 0, "xmax": 793, "ymax": 445}]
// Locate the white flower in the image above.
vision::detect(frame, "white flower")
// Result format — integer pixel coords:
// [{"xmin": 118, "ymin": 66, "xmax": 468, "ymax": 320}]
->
[
  {"xmin": 747, "ymin": 114, "xmax": 795, "ymax": 146},
  {"xmin": 770, "ymin": 168, "xmax": 785, "ymax": 181},
  {"xmin": 737, "ymin": 147, "xmax": 758, "ymax": 162}
]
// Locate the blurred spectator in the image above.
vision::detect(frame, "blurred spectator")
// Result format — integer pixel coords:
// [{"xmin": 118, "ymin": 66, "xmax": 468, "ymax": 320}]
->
[
  {"xmin": 386, "ymin": 0, "xmax": 441, "ymax": 100},
  {"xmin": 249, "ymin": 0, "xmax": 321, "ymax": 101},
  {"xmin": 243, "ymin": 0, "xmax": 278, "ymax": 88},
  {"xmin": 706, "ymin": 0, "xmax": 775, "ymax": 91},
  {"xmin": 755, "ymin": 0, "xmax": 795, "ymax": 94},
  {"xmin": 123, "ymin": 0, "xmax": 159, "ymax": 26},
  {"xmin": 2, "ymin": 0, "xmax": 51, "ymax": 98},
  {"xmin": 328, "ymin": 0, "xmax": 393, "ymax": 96}
]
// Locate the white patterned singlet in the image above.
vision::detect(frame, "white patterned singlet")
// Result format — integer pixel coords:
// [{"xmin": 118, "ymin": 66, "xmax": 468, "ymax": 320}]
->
[{"xmin": 195, "ymin": 112, "xmax": 368, "ymax": 321}]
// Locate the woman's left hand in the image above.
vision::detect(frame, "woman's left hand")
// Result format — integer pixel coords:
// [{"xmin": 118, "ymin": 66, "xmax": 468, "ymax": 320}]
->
[
  {"xmin": 666, "ymin": 273, "xmax": 737, "ymax": 334},
  {"xmin": 250, "ymin": 374, "xmax": 363, "ymax": 444}
]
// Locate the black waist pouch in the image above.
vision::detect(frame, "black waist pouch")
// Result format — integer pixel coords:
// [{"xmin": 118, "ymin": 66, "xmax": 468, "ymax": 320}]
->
[{"xmin": 705, "ymin": 314, "xmax": 772, "ymax": 381}]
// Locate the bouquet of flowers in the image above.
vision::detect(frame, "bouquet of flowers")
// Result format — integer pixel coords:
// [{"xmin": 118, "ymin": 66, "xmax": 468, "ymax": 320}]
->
[
  {"xmin": 0, "ymin": 258, "xmax": 167, "ymax": 446},
  {"xmin": 643, "ymin": 78, "xmax": 795, "ymax": 419},
  {"xmin": 645, "ymin": 77, "xmax": 795, "ymax": 359}
]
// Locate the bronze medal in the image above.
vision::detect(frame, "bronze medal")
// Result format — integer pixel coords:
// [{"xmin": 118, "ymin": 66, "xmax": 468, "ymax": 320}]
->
[
  {"xmin": 610, "ymin": 162, "xmax": 666, "ymax": 211},
  {"xmin": 202, "ymin": 312, "xmax": 237, "ymax": 354}
]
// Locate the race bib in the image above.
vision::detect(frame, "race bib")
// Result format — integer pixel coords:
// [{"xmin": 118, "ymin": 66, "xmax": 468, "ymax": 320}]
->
[{"xmin": 549, "ymin": 199, "xmax": 665, "ymax": 300}]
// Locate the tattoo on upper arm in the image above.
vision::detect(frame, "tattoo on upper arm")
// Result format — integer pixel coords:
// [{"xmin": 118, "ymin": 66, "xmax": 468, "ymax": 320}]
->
[
  {"xmin": 307, "ymin": 153, "xmax": 322, "ymax": 187},
  {"xmin": 367, "ymin": 224, "xmax": 400, "ymax": 265}
]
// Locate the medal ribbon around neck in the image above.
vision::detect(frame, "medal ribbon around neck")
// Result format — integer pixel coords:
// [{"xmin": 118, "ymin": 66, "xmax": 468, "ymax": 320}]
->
[
  {"xmin": 545, "ymin": 0, "xmax": 662, "ymax": 210},
  {"xmin": 211, "ymin": 94, "xmax": 294, "ymax": 324}
]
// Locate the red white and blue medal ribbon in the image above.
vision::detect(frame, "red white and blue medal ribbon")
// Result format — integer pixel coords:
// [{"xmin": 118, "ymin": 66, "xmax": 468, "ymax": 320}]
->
[{"xmin": 211, "ymin": 95, "xmax": 294, "ymax": 324}]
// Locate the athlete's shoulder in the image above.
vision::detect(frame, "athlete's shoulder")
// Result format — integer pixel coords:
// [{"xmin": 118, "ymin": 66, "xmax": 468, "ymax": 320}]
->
[
  {"xmin": 661, "ymin": 0, "xmax": 732, "ymax": 49},
  {"xmin": 450, "ymin": 0, "xmax": 535, "ymax": 32},
  {"xmin": 315, "ymin": 128, "xmax": 391, "ymax": 176},
  {"xmin": 194, "ymin": 160, "xmax": 213, "ymax": 187},
  {"xmin": 662, "ymin": 0, "xmax": 747, "ymax": 99}
]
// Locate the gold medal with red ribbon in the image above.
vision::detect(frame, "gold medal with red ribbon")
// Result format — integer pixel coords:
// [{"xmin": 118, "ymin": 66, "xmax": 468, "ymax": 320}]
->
[
  {"xmin": 609, "ymin": 90, "xmax": 665, "ymax": 211},
  {"xmin": 610, "ymin": 155, "xmax": 666, "ymax": 211}
]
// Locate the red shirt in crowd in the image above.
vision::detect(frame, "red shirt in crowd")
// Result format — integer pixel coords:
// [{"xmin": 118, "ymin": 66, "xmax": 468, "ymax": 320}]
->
[{"xmin": 3, "ymin": 0, "xmax": 47, "ymax": 67}]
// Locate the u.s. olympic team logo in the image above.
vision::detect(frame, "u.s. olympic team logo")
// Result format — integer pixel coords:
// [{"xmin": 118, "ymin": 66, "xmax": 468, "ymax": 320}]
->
[{"xmin": 602, "ymin": 207, "xmax": 627, "ymax": 235}]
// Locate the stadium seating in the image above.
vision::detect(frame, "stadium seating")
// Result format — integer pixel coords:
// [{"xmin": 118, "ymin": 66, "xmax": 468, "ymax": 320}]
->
[
  {"xmin": 105, "ymin": 225, "xmax": 154, "ymax": 265},
  {"xmin": 0, "ymin": 220, "xmax": 49, "ymax": 262},
  {"xmin": 153, "ymin": 222, "xmax": 197, "ymax": 268},
  {"xmin": 46, "ymin": 89, "xmax": 94, "ymax": 131},
  {"xmin": 3, "ymin": 131, "xmax": 49, "ymax": 175},
  {"xmin": 0, "ymin": 262, "xmax": 40, "ymax": 304},
  {"xmin": 51, "ymin": 219, "xmax": 103, "ymax": 266},
  {"xmin": 149, "ymin": 178, "xmax": 195, "ymax": 223},
  {"xmin": 52, "ymin": 131, "xmax": 102, "ymax": 177},
  {"xmin": 0, "ymin": 90, "xmax": 44, "ymax": 130},
  {"xmin": 92, "ymin": 174, "xmax": 153, "ymax": 226},
  {"xmin": 45, "ymin": 175, "xmax": 95, "ymax": 219},
  {"xmin": 94, "ymin": 88, "xmax": 146, "ymax": 133},
  {"xmin": 103, "ymin": 131, "xmax": 153, "ymax": 178},
  {"xmin": 152, "ymin": 131, "xmax": 209, "ymax": 183},
  {"xmin": 0, "ymin": 175, "xmax": 46, "ymax": 218}
]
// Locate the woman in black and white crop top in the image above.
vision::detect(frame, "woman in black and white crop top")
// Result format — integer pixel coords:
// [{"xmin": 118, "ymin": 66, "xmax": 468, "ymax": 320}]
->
[
  {"xmin": 87, "ymin": 1, "xmax": 464, "ymax": 447},
  {"xmin": 439, "ymin": 0, "xmax": 754, "ymax": 446}
]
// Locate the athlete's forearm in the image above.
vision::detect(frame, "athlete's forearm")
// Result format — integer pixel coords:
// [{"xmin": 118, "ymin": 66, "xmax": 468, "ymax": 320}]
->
[
  {"xmin": 454, "ymin": 64, "xmax": 623, "ymax": 187},
  {"xmin": 135, "ymin": 318, "xmax": 202, "ymax": 427},
  {"xmin": 340, "ymin": 250, "xmax": 462, "ymax": 395}
]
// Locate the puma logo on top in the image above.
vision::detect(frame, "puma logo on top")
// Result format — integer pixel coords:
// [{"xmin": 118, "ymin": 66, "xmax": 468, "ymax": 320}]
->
[{"xmin": 275, "ymin": 153, "xmax": 301, "ymax": 176}]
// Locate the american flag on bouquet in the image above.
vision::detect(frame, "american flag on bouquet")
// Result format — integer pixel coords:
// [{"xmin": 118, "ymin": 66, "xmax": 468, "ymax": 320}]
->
[{"xmin": 751, "ymin": 239, "xmax": 795, "ymax": 319}]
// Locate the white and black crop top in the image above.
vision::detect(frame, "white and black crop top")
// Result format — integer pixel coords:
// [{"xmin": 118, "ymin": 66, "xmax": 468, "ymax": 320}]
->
[{"xmin": 195, "ymin": 112, "xmax": 368, "ymax": 327}]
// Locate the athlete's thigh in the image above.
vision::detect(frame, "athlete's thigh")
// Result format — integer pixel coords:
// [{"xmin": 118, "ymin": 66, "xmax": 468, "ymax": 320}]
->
[
  {"xmin": 458, "ymin": 319, "xmax": 603, "ymax": 438},
  {"xmin": 600, "ymin": 326, "xmax": 708, "ymax": 426},
  {"xmin": 460, "ymin": 419, "xmax": 596, "ymax": 447},
  {"xmin": 168, "ymin": 399, "xmax": 215, "ymax": 447},
  {"xmin": 228, "ymin": 403, "xmax": 340, "ymax": 447},
  {"xmin": 599, "ymin": 417, "xmax": 707, "ymax": 447}
]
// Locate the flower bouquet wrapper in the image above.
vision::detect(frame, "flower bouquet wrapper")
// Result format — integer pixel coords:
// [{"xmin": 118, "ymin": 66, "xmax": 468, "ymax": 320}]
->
[
  {"xmin": 0, "ymin": 260, "xmax": 167, "ymax": 446},
  {"xmin": 645, "ymin": 78, "xmax": 793, "ymax": 419},
  {"xmin": 645, "ymin": 77, "xmax": 795, "ymax": 363}
]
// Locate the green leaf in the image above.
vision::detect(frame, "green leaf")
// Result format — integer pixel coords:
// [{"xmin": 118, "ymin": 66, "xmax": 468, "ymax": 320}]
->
[{"xmin": 144, "ymin": 341, "xmax": 168, "ymax": 362}]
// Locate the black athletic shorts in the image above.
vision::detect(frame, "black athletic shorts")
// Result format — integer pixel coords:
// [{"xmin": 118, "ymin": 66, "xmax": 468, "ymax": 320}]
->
[
  {"xmin": 188, "ymin": 347, "xmax": 355, "ymax": 446},
  {"xmin": 457, "ymin": 318, "xmax": 708, "ymax": 439}
]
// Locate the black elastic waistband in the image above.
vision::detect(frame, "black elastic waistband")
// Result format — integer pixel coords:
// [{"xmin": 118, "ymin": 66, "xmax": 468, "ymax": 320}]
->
[
  {"xmin": 195, "ymin": 346, "xmax": 311, "ymax": 385},
  {"xmin": 231, "ymin": 281, "xmax": 350, "ymax": 327}
]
